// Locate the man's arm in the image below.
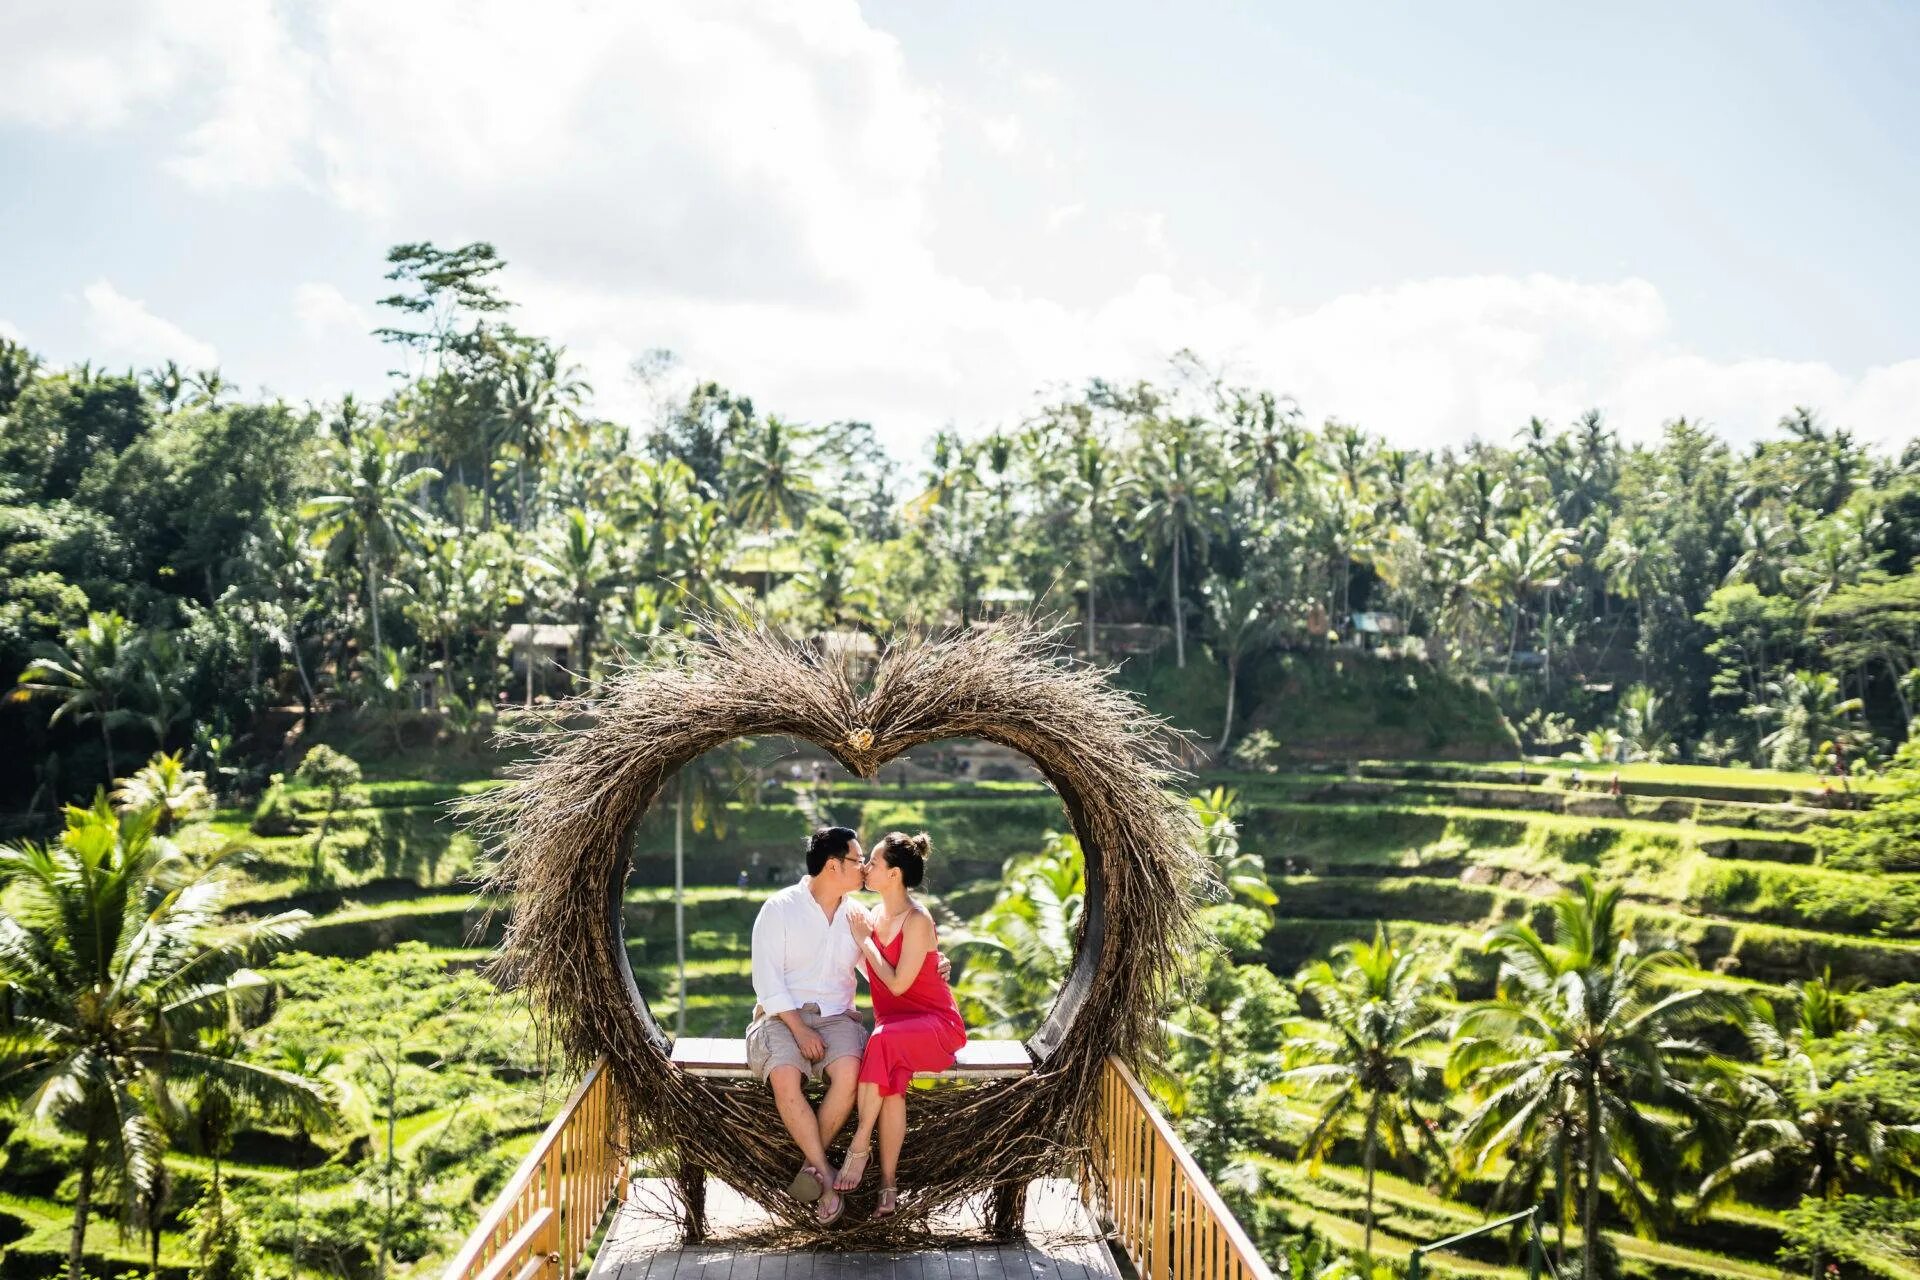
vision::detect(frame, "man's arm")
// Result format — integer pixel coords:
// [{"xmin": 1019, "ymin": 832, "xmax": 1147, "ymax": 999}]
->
[
  {"xmin": 750, "ymin": 899, "xmax": 798, "ymax": 1016},
  {"xmin": 751, "ymin": 898, "xmax": 825, "ymax": 1060}
]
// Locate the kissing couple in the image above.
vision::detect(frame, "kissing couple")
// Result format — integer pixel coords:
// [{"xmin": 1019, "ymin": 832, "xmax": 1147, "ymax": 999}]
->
[{"xmin": 746, "ymin": 825, "xmax": 969, "ymax": 1225}]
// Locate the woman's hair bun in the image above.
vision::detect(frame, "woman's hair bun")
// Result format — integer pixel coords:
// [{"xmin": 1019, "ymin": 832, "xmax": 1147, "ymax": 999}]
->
[{"xmin": 911, "ymin": 831, "xmax": 933, "ymax": 858}]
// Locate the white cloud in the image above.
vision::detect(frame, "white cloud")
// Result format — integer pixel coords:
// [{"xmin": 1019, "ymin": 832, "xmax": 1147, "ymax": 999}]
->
[
  {"xmin": 0, "ymin": 0, "xmax": 272, "ymax": 131},
  {"xmin": 7, "ymin": 4, "xmax": 1918, "ymax": 458},
  {"xmin": 979, "ymin": 113, "xmax": 1025, "ymax": 155},
  {"xmin": 293, "ymin": 282, "xmax": 371, "ymax": 340},
  {"xmin": 1045, "ymin": 203, "xmax": 1087, "ymax": 232},
  {"xmin": 0, "ymin": 318, "xmax": 20, "ymax": 342},
  {"xmin": 81, "ymin": 279, "xmax": 217, "ymax": 369}
]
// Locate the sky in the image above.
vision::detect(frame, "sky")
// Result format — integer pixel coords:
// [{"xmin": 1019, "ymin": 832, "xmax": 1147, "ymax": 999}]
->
[{"xmin": 3, "ymin": 0, "xmax": 1918, "ymax": 461}]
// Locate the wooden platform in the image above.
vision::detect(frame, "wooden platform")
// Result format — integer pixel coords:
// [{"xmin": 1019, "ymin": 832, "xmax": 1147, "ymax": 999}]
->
[
  {"xmin": 588, "ymin": 1179, "xmax": 1119, "ymax": 1280},
  {"xmin": 671, "ymin": 1038, "xmax": 1033, "ymax": 1079}
]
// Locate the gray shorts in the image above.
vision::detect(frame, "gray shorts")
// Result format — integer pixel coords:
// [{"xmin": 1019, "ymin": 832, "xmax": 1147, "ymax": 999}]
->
[{"xmin": 745, "ymin": 1004, "xmax": 868, "ymax": 1083}]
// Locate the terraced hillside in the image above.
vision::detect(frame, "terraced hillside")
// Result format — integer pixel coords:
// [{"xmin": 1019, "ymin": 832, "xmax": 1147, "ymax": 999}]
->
[{"xmin": 2, "ymin": 755, "xmax": 1911, "ymax": 1278}]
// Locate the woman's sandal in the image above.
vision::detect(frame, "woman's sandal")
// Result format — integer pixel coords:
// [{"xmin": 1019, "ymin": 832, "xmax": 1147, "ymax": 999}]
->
[
  {"xmin": 815, "ymin": 1184, "xmax": 846, "ymax": 1226},
  {"xmin": 787, "ymin": 1164, "xmax": 826, "ymax": 1204},
  {"xmin": 873, "ymin": 1185, "xmax": 898, "ymax": 1220},
  {"xmin": 834, "ymin": 1147, "xmax": 871, "ymax": 1191}
]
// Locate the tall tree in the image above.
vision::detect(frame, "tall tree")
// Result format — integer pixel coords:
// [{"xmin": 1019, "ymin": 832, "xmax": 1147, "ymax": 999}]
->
[
  {"xmin": 0, "ymin": 795, "xmax": 320, "ymax": 1280},
  {"xmin": 1124, "ymin": 419, "xmax": 1222, "ymax": 667},
  {"xmin": 300, "ymin": 426, "xmax": 441, "ymax": 655},
  {"xmin": 729, "ymin": 416, "xmax": 818, "ymax": 602},
  {"xmin": 15, "ymin": 611, "xmax": 141, "ymax": 782},
  {"xmin": 1283, "ymin": 927, "xmax": 1450, "ymax": 1258},
  {"xmin": 1449, "ymin": 875, "xmax": 1736, "ymax": 1280}
]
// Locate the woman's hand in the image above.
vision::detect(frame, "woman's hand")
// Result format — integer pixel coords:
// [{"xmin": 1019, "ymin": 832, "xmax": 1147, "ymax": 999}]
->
[{"xmin": 849, "ymin": 910, "xmax": 871, "ymax": 942}]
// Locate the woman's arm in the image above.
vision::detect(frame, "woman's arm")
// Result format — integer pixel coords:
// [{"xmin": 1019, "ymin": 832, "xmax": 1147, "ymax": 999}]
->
[{"xmin": 859, "ymin": 912, "xmax": 935, "ymax": 996}]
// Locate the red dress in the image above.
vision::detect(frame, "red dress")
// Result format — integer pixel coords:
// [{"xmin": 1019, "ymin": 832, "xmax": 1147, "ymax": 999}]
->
[{"xmin": 859, "ymin": 926, "xmax": 968, "ymax": 1097}]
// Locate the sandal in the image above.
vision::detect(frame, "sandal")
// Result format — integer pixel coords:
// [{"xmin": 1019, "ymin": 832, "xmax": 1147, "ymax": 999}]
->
[
  {"xmin": 873, "ymin": 1185, "xmax": 897, "ymax": 1220},
  {"xmin": 787, "ymin": 1164, "xmax": 826, "ymax": 1204},
  {"xmin": 815, "ymin": 1185, "xmax": 845, "ymax": 1226},
  {"xmin": 834, "ymin": 1147, "xmax": 871, "ymax": 1191}
]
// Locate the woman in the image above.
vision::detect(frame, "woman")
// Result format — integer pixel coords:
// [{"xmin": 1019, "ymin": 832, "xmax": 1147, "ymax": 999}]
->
[{"xmin": 834, "ymin": 830, "xmax": 967, "ymax": 1218}]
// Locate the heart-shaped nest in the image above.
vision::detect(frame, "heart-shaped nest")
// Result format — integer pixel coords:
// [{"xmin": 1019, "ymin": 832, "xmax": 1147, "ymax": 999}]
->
[{"xmin": 458, "ymin": 617, "xmax": 1205, "ymax": 1247}]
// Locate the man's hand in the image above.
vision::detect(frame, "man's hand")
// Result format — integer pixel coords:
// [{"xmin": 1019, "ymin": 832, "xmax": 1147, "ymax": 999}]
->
[
  {"xmin": 779, "ymin": 1011, "xmax": 827, "ymax": 1061},
  {"xmin": 936, "ymin": 953, "xmax": 952, "ymax": 982}
]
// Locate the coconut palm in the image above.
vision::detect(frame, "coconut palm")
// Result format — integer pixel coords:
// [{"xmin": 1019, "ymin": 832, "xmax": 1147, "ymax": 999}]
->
[
  {"xmin": 15, "ymin": 611, "xmax": 142, "ymax": 782},
  {"xmin": 953, "ymin": 833, "xmax": 1085, "ymax": 1037},
  {"xmin": 110, "ymin": 751, "xmax": 213, "ymax": 834},
  {"xmin": 1201, "ymin": 576, "xmax": 1275, "ymax": 753},
  {"xmin": 1476, "ymin": 508, "xmax": 1578, "ymax": 676},
  {"xmin": 1749, "ymin": 670, "xmax": 1865, "ymax": 772},
  {"xmin": 1123, "ymin": 419, "xmax": 1223, "ymax": 668},
  {"xmin": 541, "ymin": 507, "xmax": 621, "ymax": 685},
  {"xmin": 1070, "ymin": 430, "xmax": 1113, "ymax": 656},
  {"xmin": 729, "ymin": 415, "xmax": 818, "ymax": 601},
  {"xmin": 0, "ymin": 794, "xmax": 321, "ymax": 1280},
  {"xmin": 301, "ymin": 426, "xmax": 441, "ymax": 654},
  {"xmin": 493, "ymin": 344, "xmax": 590, "ymax": 529},
  {"xmin": 1597, "ymin": 522, "xmax": 1673, "ymax": 679},
  {"xmin": 1448, "ymin": 875, "xmax": 1736, "ymax": 1280},
  {"xmin": 1188, "ymin": 787, "xmax": 1275, "ymax": 909},
  {"xmin": 1702, "ymin": 979, "xmax": 1920, "ymax": 1278},
  {"xmin": 1282, "ymin": 927, "xmax": 1451, "ymax": 1258}
]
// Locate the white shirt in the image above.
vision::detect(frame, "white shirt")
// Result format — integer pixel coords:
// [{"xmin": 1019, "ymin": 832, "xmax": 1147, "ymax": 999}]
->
[{"xmin": 750, "ymin": 877, "xmax": 862, "ymax": 1017}]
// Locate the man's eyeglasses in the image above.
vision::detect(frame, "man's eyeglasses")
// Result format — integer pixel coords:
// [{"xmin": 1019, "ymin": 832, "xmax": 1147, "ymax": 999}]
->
[{"xmin": 833, "ymin": 853, "xmax": 870, "ymax": 868}]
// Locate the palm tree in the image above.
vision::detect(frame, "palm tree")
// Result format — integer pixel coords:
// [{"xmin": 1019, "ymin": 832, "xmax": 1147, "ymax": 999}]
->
[
  {"xmin": 1749, "ymin": 670, "xmax": 1865, "ymax": 772},
  {"xmin": 144, "ymin": 360, "xmax": 186, "ymax": 413},
  {"xmin": 953, "ymin": 834, "xmax": 1085, "ymax": 1037},
  {"xmin": 1124, "ymin": 420, "xmax": 1221, "ymax": 668},
  {"xmin": 1448, "ymin": 875, "xmax": 1736, "ymax": 1280},
  {"xmin": 730, "ymin": 416, "xmax": 818, "ymax": 601},
  {"xmin": 541, "ymin": 508, "xmax": 620, "ymax": 685},
  {"xmin": 791, "ymin": 508, "xmax": 880, "ymax": 633},
  {"xmin": 110, "ymin": 751, "xmax": 213, "ymax": 834},
  {"xmin": 1187, "ymin": 787, "xmax": 1275, "ymax": 908},
  {"xmin": 1598, "ymin": 523, "xmax": 1673, "ymax": 680},
  {"xmin": 186, "ymin": 367, "xmax": 228, "ymax": 408},
  {"xmin": 668, "ymin": 498, "xmax": 736, "ymax": 617},
  {"xmin": 1702, "ymin": 978, "xmax": 1920, "ymax": 1279},
  {"xmin": 0, "ymin": 794, "xmax": 322, "ymax": 1280},
  {"xmin": 1476, "ymin": 509, "xmax": 1578, "ymax": 676},
  {"xmin": 1071, "ymin": 431, "xmax": 1112, "ymax": 656},
  {"xmin": 625, "ymin": 456, "xmax": 699, "ymax": 578},
  {"xmin": 494, "ymin": 345, "xmax": 589, "ymax": 530},
  {"xmin": 1283, "ymin": 927, "xmax": 1450, "ymax": 1258},
  {"xmin": 1201, "ymin": 576, "xmax": 1274, "ymax": 753},
  {"xmin": 301, "ymin": 426, "xmax": 441, "ymax": 655},
  {"xmin": 15, "ymin": 611, "xmax": 141, "ymax": 782}
]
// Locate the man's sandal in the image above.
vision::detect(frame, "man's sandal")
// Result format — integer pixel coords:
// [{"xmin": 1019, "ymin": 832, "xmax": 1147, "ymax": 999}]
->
[
  {"xmin": 873, "ymin": 1185, "xmax": 898, "ymax": 1220},
  {"xmin": 834, "ymin": 1147, "xmax": 871, "ymax": 1191},
  {"xmin": 815, "ymin": 1185, "xmax": 846, "ymax": 1226},
  {"xmin": 787, "ymin": 1165, "xmax": 826, "ymax": 1203}
]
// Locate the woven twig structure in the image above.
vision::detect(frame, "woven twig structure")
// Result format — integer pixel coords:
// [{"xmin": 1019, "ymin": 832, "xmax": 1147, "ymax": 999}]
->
[{"xmin": 459, "ymin": 618, "xmax": 1204, "ymax": 1247}]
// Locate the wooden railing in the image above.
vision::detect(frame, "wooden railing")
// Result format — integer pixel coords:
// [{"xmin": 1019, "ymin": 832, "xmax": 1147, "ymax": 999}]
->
[
  {"xmin": 1088, "ymin": 1057, "xmax": 1276, "ymax": 1280},
  {"xmin": 442, "ymin": 1059, "xmax": 627, "ymax": 1280}
]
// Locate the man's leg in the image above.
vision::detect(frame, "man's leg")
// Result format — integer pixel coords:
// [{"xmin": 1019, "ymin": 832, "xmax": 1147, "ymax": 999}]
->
[
  {"xmin": 817, "ymin": 1055, "xmax": 860, "ymax": 1151},
  {"xmin": 769, "ymin": 1065, "xmax": 833, "ymax": 1174}
]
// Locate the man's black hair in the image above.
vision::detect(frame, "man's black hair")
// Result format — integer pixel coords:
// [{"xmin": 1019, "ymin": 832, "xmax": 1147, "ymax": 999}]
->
[{"xmin": 806, "ymin": 825, "xmax": 859, "ymax": 877}]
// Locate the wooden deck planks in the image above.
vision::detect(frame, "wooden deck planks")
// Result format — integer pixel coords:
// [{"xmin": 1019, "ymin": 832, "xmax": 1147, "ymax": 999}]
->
[{"xmin": 587, "ymin": 1179, "xmax": 1120, "ymax": 1280}]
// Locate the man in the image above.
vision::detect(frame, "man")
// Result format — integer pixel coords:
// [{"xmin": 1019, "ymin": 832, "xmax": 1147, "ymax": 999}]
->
[{"xmin": 747, "ymin": 824, "xmax": 946, "ymax": 1225}]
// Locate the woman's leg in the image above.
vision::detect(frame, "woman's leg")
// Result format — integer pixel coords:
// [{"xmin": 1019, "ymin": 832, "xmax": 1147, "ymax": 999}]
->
[
  {"xmin": 878, "ymin": 1092, "xmax": 907, "ymax": 1189},
  {"xmin": 835, "ymin": 1081, "xmax": 881, "ymax": 1190}
]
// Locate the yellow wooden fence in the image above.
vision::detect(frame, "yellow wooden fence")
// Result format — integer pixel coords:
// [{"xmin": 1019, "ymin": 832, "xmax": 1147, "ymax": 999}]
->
[
  {"xmin": 1088, "ymin": 1057, "xmax": 1276, "ymax": 1280},
  {"xmin": 440, "ymin": 1059, "xmax": 626, "ymax": 1280}
]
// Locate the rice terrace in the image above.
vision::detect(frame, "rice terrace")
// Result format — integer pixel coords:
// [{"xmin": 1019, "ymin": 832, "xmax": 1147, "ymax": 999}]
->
[{"xmin": 4, "ymin": 6, "xmax": 1920, "ymax": 1280}]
